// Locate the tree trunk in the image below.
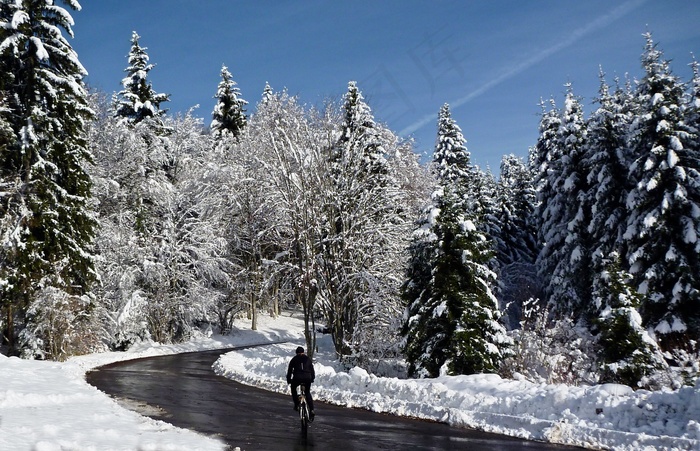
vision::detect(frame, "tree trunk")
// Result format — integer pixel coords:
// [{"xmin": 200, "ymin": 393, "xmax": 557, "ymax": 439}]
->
[
  {"xmin": 300, "ymin": 284, "xmax": 318, "ymax": 359},
  {"xmin": 251, "ymin": 291, "xmax": 257, "ymax": 331},
  {"xmin": 5, "ymin": 304, "xmax": 15, "ymax": 353},
  {"xmin": 270, "ymin": 284, "xmax": 279, "ymax": 317}
]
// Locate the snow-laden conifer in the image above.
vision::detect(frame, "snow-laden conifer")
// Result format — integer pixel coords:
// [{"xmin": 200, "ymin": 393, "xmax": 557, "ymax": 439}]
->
[
  {"xmin": 331, "ymin": 81, "xmax": 390, "ymax": 185},
  {"xmin": 594, "ymin": 253, "xmax": 666, "ymax": 387},
  {"xmin": 402, "ymin": 104, "xmax": 510, "ymax": 377},
  {"xmin": 493, "ymin": 154, "xmax": 540, "ymax": 329},
  {"xmin": 210, "ymin": 65, "xmax": 247, "ymax": 139},
  {"xmin": 114, "ymin": 31, "xmax": 169, "ymax": 127},
  {"xmin": 494, "ymin": 155, "xmax": 538, "ymax": 267},
  {"xmin": 0, "ymin": 0, "xmax": 100, "ymax": 358},
  {"xmin": 532, "ymin": 98, "xmax": 561, "ymax": 265},
  {"xmin": 584, "ymin": 72, "xmax": 636, "ymax": 327},
  {"xmin": 624, "ymin": 34, "xmax": 700, "ymax": 349},
  {"xmin": 260, "ymin": 81, "xmax": 274, "ymax": 106},
  {"xmin": 537, "ymin": 86, "xmax": 592, "ymax": 322}
]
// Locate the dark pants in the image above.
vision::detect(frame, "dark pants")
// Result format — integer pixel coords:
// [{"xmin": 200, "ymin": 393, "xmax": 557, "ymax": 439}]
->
[{"xmin": 291, "ymin": 381, "xmax": 314, "ymax": 412}]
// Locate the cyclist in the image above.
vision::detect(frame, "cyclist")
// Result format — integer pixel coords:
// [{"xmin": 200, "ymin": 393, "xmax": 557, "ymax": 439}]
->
[{"xmin": 286, "ymin": 346, "xmax": 315, "ymax": 419}]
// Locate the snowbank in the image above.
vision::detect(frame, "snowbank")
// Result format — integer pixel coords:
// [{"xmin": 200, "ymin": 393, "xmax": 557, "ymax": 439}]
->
[
  {"xmin": 0, "ymin": 352, "xmax": 224, "ymax": 450},
  {"xmin": 213, "ymin": 331, "xmax": 700, "ymax": 451}
]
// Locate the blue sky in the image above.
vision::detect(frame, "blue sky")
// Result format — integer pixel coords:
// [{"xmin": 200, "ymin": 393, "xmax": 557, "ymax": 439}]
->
[{"xmin": 70, "ymin": 0, "xmax": 700, "ymax": 170}]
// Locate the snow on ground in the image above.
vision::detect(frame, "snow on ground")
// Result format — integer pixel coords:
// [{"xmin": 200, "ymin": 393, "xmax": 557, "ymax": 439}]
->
[
  {"xmin": 214, "ymin": 313, "xmax": 700, "ymax": 451},
  {"xmin": 0, "ymin": 312, "xmax": 303, "ymax": 451},
  {"xmin": 2, "ymin": 310, "xmax": 700, "ymax": 450}
]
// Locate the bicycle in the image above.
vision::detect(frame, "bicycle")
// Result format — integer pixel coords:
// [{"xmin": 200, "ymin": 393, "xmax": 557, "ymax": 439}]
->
[{"xmin": 298, "ymin": 384, "xmax": 312, "ymax": 434}]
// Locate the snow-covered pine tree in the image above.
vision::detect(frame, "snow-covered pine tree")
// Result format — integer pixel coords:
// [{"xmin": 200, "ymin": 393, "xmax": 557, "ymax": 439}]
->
[
  {"xmin": 494, "ymin": 155, "xmax": 539, "ymax": 267},
  {"xmin": 531, "ymin": 98, "xmax": 561, "ymax": 291},
  {"xmin": 585, "ymin": 72, "xmax": 636, "ymax": 327},
  {"xmin": 688, "ymin": 57, "xmax": 700, "ymax": 131},
  {"xmin": 469, "ymin": 166, "xmax": 499, "ymax": 255},
  {"xmin": 0, "ymin": 91, "xmax": 17, "ymax": 350},
  {"xmin": 594, "ymin": 253, "xmax": 666, "ymax": 387},
  {"xmin": 332, "ymin": 81, "xmax": 389, "ymax": 184},
  {"xmin": 210, "ymin": 65, "xmax": 247, "ymax": 139},
  {"xmin": 114, "ymin": 31, "xmax": 170, "ymax": 127},
  {"xmin": 0, "ymin": 0, "xmax": 100, "ymax": 358},
  {"xmin": 431, "ymin": 104, "xmax": 472, "ymax": 187},
  {"xmin": 624, "ymin": 34, "xmax": 700, "ymax": 349},
  {"xmin": 537, "ymin": 85, "xmax": 592, "ymax": 322},
  {"xmin": 261, "ymin": 82, "xmax": 274, "ymax": 106},
  {"xmin": 493, "ymin": 154, "xmax": 540, "ymax": 329},
  {"xmin": 402, "ymin": 104, "xmax": 510, "ymax": 377}
]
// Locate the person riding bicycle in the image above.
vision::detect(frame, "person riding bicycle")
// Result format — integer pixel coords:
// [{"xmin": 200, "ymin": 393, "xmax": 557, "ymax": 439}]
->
[{"xmin": 286, "ymin": 346, "xmax": 315, "ymax": 419}]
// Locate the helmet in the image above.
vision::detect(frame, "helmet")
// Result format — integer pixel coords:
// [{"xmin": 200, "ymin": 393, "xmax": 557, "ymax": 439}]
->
[{"xmin": 296, "ymin": 346, "xmax": 304, "ymax": 354}]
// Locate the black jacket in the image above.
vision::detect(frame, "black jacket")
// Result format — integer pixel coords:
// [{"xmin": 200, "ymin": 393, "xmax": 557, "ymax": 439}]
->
[{"xmin": 287, "ymin": 354, "xmax": 315, "ymax": 383}]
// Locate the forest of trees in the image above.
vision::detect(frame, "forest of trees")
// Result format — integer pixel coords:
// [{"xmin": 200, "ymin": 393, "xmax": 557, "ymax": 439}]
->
[{"xmin": 1, "ymin": 2, "xmax": 698, "ymax": 390}]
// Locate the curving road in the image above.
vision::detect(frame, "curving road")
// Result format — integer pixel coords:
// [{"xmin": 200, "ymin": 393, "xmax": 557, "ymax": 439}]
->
[{"xmin": 86, "ymin": 348, "xmax": 581, "ymax": 451}]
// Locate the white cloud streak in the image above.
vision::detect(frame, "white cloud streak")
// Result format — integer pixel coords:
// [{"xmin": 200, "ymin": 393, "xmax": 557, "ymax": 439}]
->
[{"xmin": 399, "ymin": 0, "xmax": 649, "ymax": 137}]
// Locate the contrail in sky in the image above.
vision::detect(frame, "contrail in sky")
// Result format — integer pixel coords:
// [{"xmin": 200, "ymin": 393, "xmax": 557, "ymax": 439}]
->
[{"xmin": 399, "ymin": 0, "xmax": 649, "ymax": 137}]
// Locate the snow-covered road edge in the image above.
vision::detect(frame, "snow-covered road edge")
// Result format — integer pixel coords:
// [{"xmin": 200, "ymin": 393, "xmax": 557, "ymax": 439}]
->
[
  {"xmin": 213, "ymin": 341, "xmax": 700, "ymax": 451},
  {"xmin": 52, "ymin": 314, "xmax": 306, "ymax": 451}
]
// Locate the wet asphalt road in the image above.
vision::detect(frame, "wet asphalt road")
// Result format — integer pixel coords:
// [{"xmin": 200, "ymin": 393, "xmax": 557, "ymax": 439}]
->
[{"xmin": 86, "ymin": 348, "xmax": 581, "ymax": 451}]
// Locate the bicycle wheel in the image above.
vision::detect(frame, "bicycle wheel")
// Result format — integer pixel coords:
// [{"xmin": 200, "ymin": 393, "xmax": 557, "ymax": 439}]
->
[{"xmin": 300, "ymin": 403, "xmax": 308, "ymax": 433}]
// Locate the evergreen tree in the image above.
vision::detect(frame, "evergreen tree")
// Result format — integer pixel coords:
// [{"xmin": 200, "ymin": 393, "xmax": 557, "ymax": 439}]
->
[
  {"xmin": 0, "ymin": 94, "xmax": 17, "ymax": 350},
  {"xmin": 432, "ymin": 105, "xmax": 472, "ymax": 189},
  {"xmin": 494, "ymin": 154, "xmax": 539, "ymax": 268},
  {"xmin": 0, "ymin": 0, "xmax": 99, "ymax": 358},
  {"xmin": 585, "ymin": 72, "xmax": 636, "ymax": 326},
  {"xmin": 470, "ymin": 166, "xmax": 499, "ymax": 250},
  {"xmin": 261, "ymin": 81, "xmax": 274, "ymax": 106},
  {"xmin": 210, "ymin": 65, "xmax": 247, "ymax": 139},
  {"xmin": 493, "ymin": 154, "xmax": 540, "ymax": 329},
  {"xmin": 332, "ymin": 81, "xmax": 389, "ymax": 184},
  {"xmin": 594, "ymin": 253, "xmax": 666, "ymax": 387},
  {"xmin": 531, "ymin": 99, "xmax": 561, "ymax": 292},
  {"xmin": 537, "ymin": 86, "xmax": 591, "ymax": 321},
  {"xmin": 624, "ymin": 34, "xmax": 700, "ymax": 349},
  {"xmin": 114, "ymin": 31, "xmax": 169, "ymax": 126},
  {"xmin": 402, "ymin": 104, "xmax": 510, "ymax": 377}
]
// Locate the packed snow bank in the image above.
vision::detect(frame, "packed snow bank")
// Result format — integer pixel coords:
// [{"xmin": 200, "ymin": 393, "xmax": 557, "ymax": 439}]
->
[{"xmin": 213, "ymin": 326, "xmax": 700, "ymax": 451}]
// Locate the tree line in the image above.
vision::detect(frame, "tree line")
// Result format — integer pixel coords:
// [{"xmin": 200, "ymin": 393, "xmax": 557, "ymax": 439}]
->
[{"xmin": 1, "ymin": 2, "xmax": 698, "ymax": 389}]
